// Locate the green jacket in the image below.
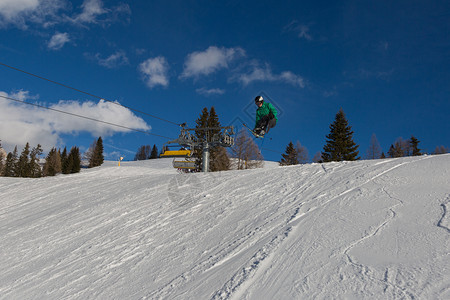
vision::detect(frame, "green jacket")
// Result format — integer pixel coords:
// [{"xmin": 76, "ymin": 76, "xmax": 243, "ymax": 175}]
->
[{"xmin": 255, "ymin": 102, "xmax": 278, "ymax": 128}]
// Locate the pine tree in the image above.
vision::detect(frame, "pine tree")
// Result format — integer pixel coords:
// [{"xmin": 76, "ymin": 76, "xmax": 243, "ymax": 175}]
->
[
  {"xmin": 208, "ymin": 107, "xmax": 230, "ymax": 171},
  {"xmin": 61, "ymin": 147, "xmax": 71, "ymax": 174},
  {"xmin": 69, "ymin": 146, "xmax": 81, "ymax": 173},
  {"xmin": 96, "ymin": 137, "xmax": 104, "ymax": 165},
  {"xmin": 280, "ymin": 141, "xmax": 299, "ymax": 166},
  {"xmin": 321, "ymin": 109, "xmax": 360, "ymax": 162},
  {"xmin": 29, "ymin": 144, "xmax": 43, "ymax": 178},
  {"xmin": 193, "ymin": 107, "xmax": 230, "ymax": 172},
  {"xmin": 135, "ymin": 145, "xmax": 148, "ymax": 160},
  {"xmin": 3, "ymin": 147, "xmax": 18, "ymax": 177},
  {"xmin": 410, "ymin": 136, "xmax": 422, "ymax": 156},
  {"xmin": 366, "ymin": 133, "xmax": 382, "ymax": 159},
  {"xmin": 89, "ymin": 137, "xmax": 104, "ymax": 168},
  {"xmin": 194, "ymin": 107, "xmax": 210, "ymax": 171},
  {"xmin": 195, "ymin": 107, "xmax": 210, "ymax": 140},
  {"xmin": 387, "ymin": 145, "xmax": 395, "ymax": 158},
  {"xmin": 388, "ymin": 143, "xmax": 402, "ymax": 158},
  {"xmin": 43, "ymin": 148, "xmax": 62, "ymax": 176},
  {"xmin": 64, "ymin": 149, "xmax": 74, "ymax": 174},
  {"xmin": 150, "ymin": 144, "xmax": 159, "ymax": 159},
  {"xmin": 17, "ymin": 143, "xmax": 31, "ymax": 177},
  {"xmin": 208, "ymin": 107, "xmax": 220, "ymax": 134}
]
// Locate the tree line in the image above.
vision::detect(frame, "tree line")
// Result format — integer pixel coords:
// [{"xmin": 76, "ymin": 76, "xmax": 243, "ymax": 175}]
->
[
  {"xmin": 0, "ymin": 137, "xmax": 104, "ymax": 178},
  {"xmin": 279, "ymin": 108, "xmax": 448, "ymax": 166},
  {"xmin": 134, "ymin": 144, "xmax": 159, "ymax": 160},
  {"xmin": 2, "ymin": 106, "xmax": 447, "ymax": 176},
  {"xmin": 132, "ymin": 106, "xmax": 448, "ymax": 171}
]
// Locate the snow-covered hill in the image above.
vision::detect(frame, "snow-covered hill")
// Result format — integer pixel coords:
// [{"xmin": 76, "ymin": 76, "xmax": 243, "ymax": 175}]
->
[{"xmin": 1, "ymin": 155, "xmax": 449, "ymax": 299}]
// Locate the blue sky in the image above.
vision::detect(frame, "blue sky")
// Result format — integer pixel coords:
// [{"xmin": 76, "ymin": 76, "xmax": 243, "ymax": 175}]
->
[{"xmin": 0, "ymin": 0, "xmax": 449, "ymax": 162}]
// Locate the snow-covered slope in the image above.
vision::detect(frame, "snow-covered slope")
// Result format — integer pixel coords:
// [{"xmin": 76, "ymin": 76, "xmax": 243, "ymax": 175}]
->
[{"xmin": 1, "ymin": 155, "xmax": 449, "ymax": 299}]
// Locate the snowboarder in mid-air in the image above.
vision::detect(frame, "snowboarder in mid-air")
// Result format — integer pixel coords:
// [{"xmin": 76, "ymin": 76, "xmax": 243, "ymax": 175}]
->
[{"xmin": 253, "ymin": 95, "xmax": 277, "ymax": 137}]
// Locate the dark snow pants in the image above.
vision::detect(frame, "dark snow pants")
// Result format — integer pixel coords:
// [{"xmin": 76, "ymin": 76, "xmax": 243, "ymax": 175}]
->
[{"xmin": 256, "ymin": 114, "xmax": 277, "ymax": 133}]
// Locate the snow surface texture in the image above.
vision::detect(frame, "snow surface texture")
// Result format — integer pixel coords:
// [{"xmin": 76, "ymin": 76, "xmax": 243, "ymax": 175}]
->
[{"xmin": 1, "ymin": 155, "xmax": 449, "ymax": 299}]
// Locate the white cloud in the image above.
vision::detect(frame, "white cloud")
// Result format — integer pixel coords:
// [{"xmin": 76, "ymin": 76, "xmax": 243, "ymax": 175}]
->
[
  {"xmin": 180, "ymin": 45, "xmax": 305, "ymax": 89},
  {"xmin": 75, "ymin": 0, "xmax": 105, "ymax": 23},
  {"xmin": 0, "ymin": 90, "xmax": 150, "ymax": 152},
  {"xmin": 284, "ymin": 21, "xmax": 312, "ymax": 41},
  {"xmin": 46, "ymin": 99, "xmax": 150, "ymax": 135},
  {"xmin": 297, "ymin": 25, "xmax": 312, "ymax": 40},
  {"xmin": 2, "ymin": 89, "xmax": 35, "ymax": 101},
  {"xmin": 279, "ymin": 71, "xmax": 306, "ymax": 88},
  {"xmin": 196, "ymin": 87, "xmax": 225, "ymax": 96},
  {"xmin": 72, "ymin": 0, "xmax": 131, "ymax": 26},
  {"xmin": 138, "ymin": 57, "xmax": 170, "ymax": 88},
  {"xmin": 47, "ymin": 32, "xmax": 70, "ymax": 50},
  {"xmin": 94, "ymin": 50, "xmax": 129, "ymax": 68},
  {"xmin": 0, "ymin": 0, "xmax": 40, "ymax": 17},
  {"xmin": 0, "ymin": 0, "xmax": 66, "ymax": 29},
  {"xmin": 235, "ymin": 62, "xmax": 305, "ymax": 88},
  {"xmin": 323, "ymin": 87, "xmax": 338, "ymax": 98},
  {"xmin": 0, "ymin": 0, "xmax": 130, "ymax": 29},
  {"xmin": 181, "ymin": 46, "xmax": 245, "ymax": 79}
]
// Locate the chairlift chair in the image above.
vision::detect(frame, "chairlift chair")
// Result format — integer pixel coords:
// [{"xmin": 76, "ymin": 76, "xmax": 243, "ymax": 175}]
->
[{"xmin": 160, "ymin": 144, "xmax": 197, "ymax": 170}]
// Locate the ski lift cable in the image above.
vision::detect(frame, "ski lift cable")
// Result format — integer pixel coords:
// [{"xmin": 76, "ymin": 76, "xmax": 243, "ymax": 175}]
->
[
  {"xmin": 0, "ymin": 62, "xmax": 180, "ymax": 126},
  {"xmin": 0, "ymin": 63, "xmax": 285, "ymax": 155},
  {"xmin": 0, "ymin": 94, "xmax": 174, "ymax": 140}
]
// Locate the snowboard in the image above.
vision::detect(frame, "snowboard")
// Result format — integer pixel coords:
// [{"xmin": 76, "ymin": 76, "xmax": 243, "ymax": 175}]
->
[{"xmin": 242, "ymin": 123, "xmax": 264, "ymax": 138}]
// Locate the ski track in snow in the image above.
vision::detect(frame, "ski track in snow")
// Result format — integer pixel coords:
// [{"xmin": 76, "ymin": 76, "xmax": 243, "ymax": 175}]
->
[
  {"xmin": 438, "ymin": 194, "xmax": 450, "ymax": 233},
  {"xmin": 147, "ymin": 166, "xmax": 328, "ymax": 300},
  {"xmin": 227, "ymin": 155, "xmax": 449, "ymax": 300},
  {"xmin": 217, "ymin": 156, "xmax": 432, "ymax": 299},
  {"xmin": 1, "ymin": 156, "xmax": 449, "ymax": 299}
]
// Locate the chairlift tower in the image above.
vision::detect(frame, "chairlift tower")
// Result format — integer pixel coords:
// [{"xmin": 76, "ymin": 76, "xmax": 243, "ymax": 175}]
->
[{"xmin": 163, "ymin": 124, "xmax": 235, "ymax": 172}]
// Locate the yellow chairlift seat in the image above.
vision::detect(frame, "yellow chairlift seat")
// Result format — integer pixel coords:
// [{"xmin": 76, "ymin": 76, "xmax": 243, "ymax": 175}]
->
[
  {"xmin": 161, "ymin": 144, "xmax": 197, "ymax": 170},
  {"xmin": 160, "ymin": 148, "xmax": 192, "ymax": 158},
  {"xmin": 159, "ymin": 145, "xmax": 192, "ymax": 157}
]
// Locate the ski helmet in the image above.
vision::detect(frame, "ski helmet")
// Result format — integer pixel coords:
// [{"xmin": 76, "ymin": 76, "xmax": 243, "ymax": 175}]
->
[{"xmin": 254, "ymin": 95, "xmax": 264, "ymax": 103}]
